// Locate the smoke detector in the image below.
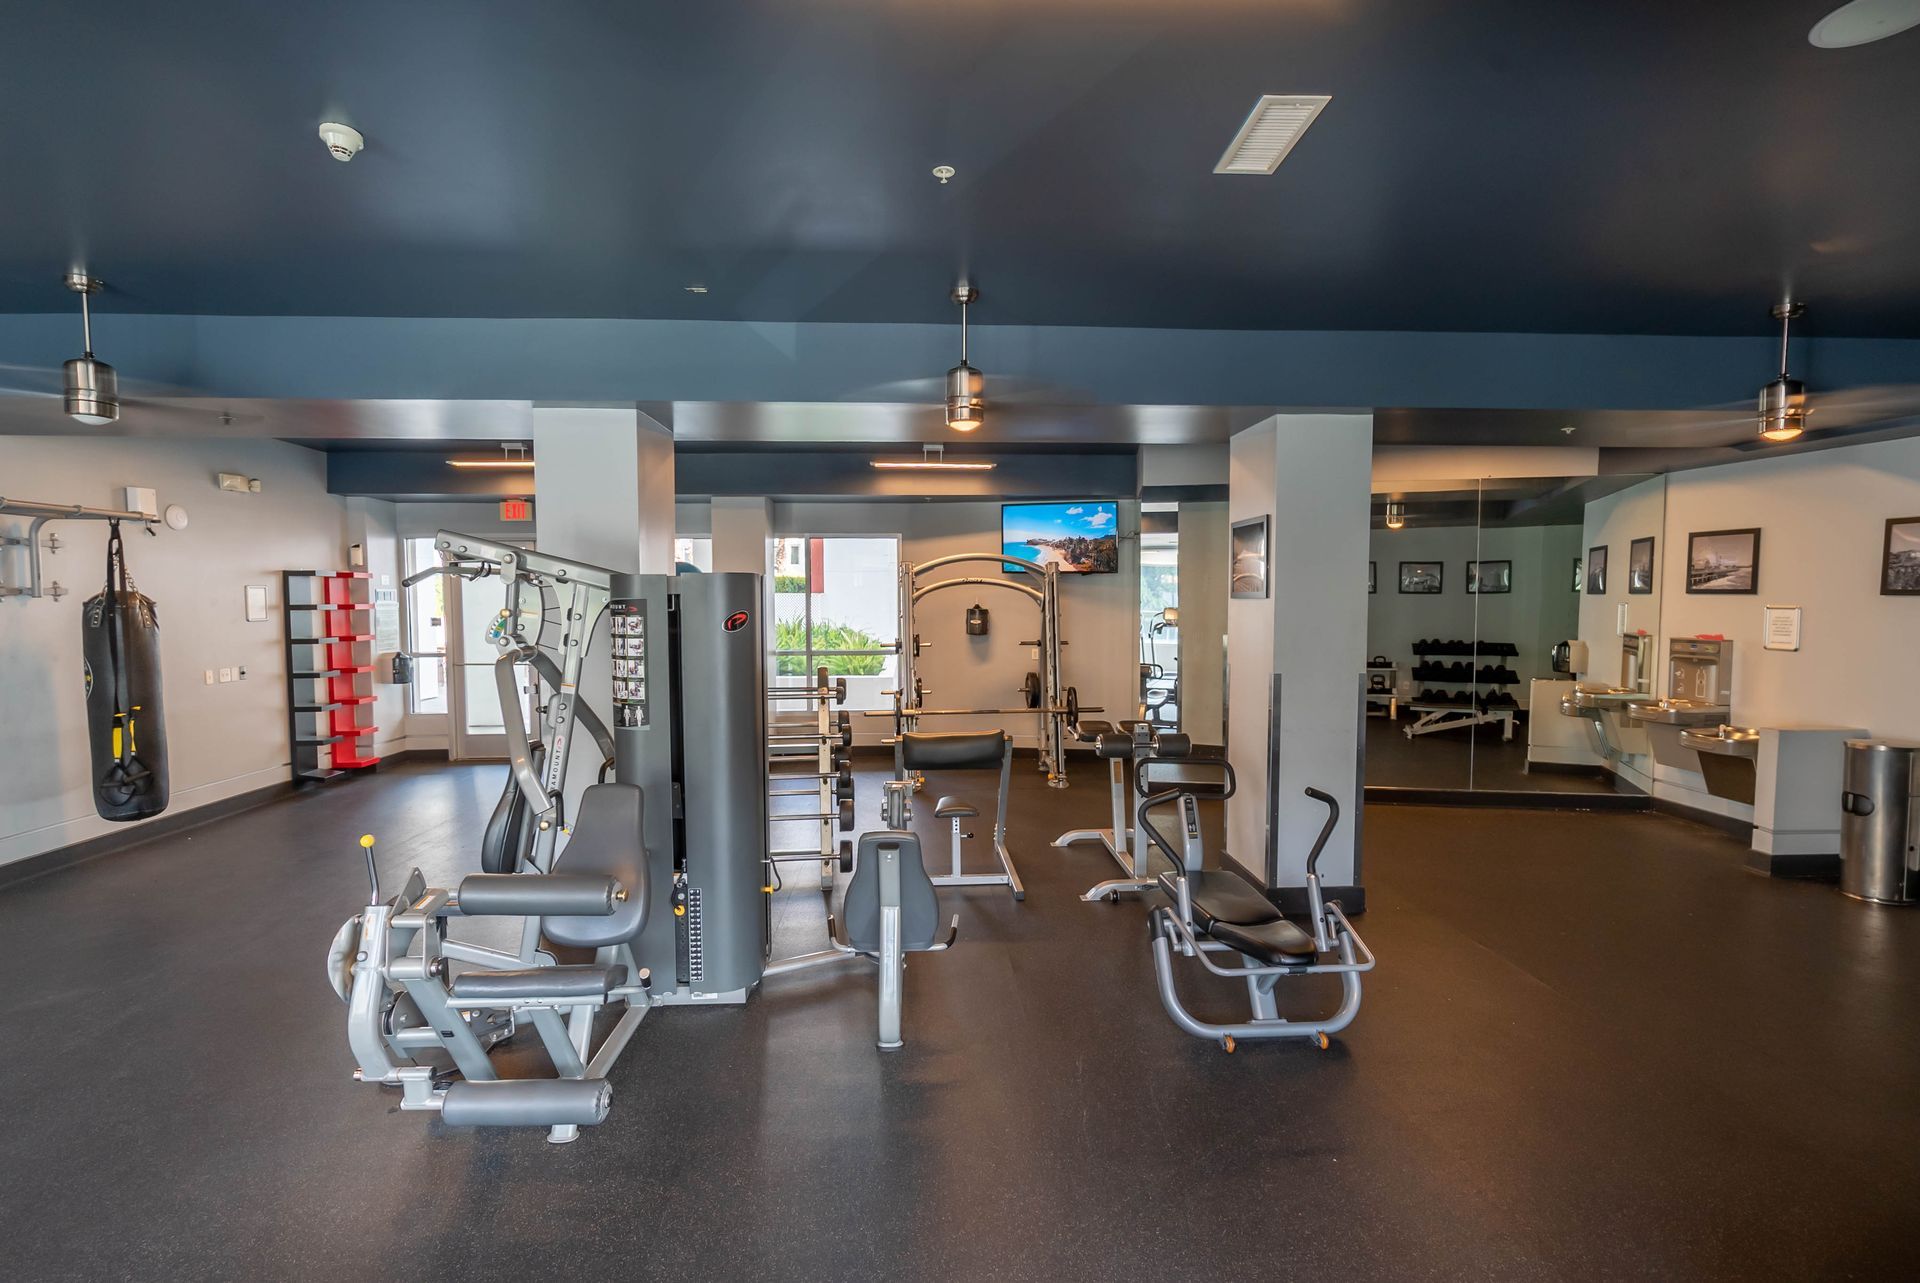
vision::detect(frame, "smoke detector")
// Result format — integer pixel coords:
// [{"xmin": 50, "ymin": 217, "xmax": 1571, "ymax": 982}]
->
[{"xmin": 318, "ymin": 122, "xmax": 365, "ymax": 162}]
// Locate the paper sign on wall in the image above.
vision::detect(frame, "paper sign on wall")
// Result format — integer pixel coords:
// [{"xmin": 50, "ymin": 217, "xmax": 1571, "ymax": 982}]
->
[
  {"xmin": 373, "ymin": 587, "xmax": 401, "ymax": 653},
  {"xmin": 1763, "ymin": 604, "xmax": 1801, "ymax": 652}
]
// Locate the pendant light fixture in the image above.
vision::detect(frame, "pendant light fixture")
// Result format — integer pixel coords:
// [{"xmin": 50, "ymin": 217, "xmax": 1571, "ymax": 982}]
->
[
  {"xmin": 945, "ymin": 281, "xmax": 983, "ymax": 432},
  {"xmin": 1757, "ymin": 302, "xmax": 1809, "ymax": 443},
  {"xmin": 62, "ymin": 271, "xmax": 118, "ymax": 425},
  {"xmin": 1384, "ymin": 500, "xmax": 1406, "ymax": 530}
]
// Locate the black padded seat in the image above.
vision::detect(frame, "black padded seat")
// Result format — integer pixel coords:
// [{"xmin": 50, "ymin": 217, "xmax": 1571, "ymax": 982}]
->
[
  {"xmin": 449, "ymin": 964, "xmax": 624, "ymax": 1002},
  {"xmin": 1208, "ymin": 918, "xmax": 1318, "ymax": 965},
  {"xmin": 933, "ymin": 795, "xmax": 977, "ymax": 819},
  {"xmin": 900, "ymin": 730, "xmax": 1008, "ymax": 771},
  {"xmin": 1071, "ymin": 719, "xmax": 1116, "ymax": 744},
  {"xmin": 542, "ymin": 783, "xmax": 648, "ymax": 950},
  {"xmin": 1177, "ymin": 868, "xmax": 1287, "ymax": 929}
]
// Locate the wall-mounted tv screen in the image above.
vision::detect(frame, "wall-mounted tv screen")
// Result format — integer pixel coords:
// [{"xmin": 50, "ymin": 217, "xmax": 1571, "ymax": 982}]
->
[{"xmin": 1002, "ymin": 501, "xmax": 1120, "ymax": 574}]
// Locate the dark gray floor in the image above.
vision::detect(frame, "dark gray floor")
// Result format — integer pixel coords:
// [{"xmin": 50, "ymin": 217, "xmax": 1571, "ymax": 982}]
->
[
  {"xmin": 3, "ymin": 757, "xmax": 1917, "ymax": 1281},
  {"xmin": 1366, "ymin": 710, "xmax": 1618, "ymax": 794}
]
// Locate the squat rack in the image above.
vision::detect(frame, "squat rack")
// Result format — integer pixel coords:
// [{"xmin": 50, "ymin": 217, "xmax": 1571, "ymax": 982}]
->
[
  {"xmin": 0, "ymin": 495, "xmax": 162, "ymax": 602},
  {"xmin": 885, "ymin": 551, "xmax": 1078, "ymax": 787}
]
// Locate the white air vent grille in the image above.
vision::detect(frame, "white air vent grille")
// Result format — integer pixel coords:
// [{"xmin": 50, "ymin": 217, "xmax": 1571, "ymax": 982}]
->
[{"xmin": 1214, "ymin": 95, "xmax": 1331, "ymax": 175}]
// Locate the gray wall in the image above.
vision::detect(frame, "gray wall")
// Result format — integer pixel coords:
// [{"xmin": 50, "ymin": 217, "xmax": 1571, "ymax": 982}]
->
[
  {"xmin": 1176, "ymin": 501, "xmax": 1227, "ymax": 746},
  {"xmin": 0, "ymin": 437, "xmax": 354, "ymax": 864}
]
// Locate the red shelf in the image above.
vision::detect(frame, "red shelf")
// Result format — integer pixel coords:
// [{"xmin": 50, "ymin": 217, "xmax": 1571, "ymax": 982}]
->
[
  {"xmin": 336, "ymin": 695, "xmax": 375, "ymax": 706},
  {"xmin": 333, "ymin": 665, "xmax": 375, "ymax": 675},
  {"xmin": 326, "ymin": 634, "xmax": 374, "ymax": 643},
  {"xmin": 326, "ymin": 571, "xmax": 371, "ymax": 580}
]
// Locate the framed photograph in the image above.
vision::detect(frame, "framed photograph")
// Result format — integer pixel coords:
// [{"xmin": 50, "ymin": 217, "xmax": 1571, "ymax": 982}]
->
[
  {"xmin": 1585, "ymin": 545, "xmax": 1608, "ymax": 595},
  {"xmin": 1686, "ymin": 528, "xmax": 1761, "ymax": 594},
  {"xmin": 1368, "ymin": 561, "xmax": 1377, "ymax": 594},
  {"xmin": 1628, "ymin": 537, "xmax": 1655, "ymax": 595},
  {"xmin": 1571, "ymin": 557, "xmax": 1582, "ymax": 592},
  {"xmin": 1467, "ymin": 560, "xmax": 1511, "ymax": 594},
  {"xmin": 1398, "ymin": 561, "xmax": 1443, "ymax": 594},
  {"xmin": 1230, "ymin": 516, "xmax": 1269, "ymax": 599},
  {"xmin": 1881, "ymin": 517, "xmax": 1920, "ymax": 595}
]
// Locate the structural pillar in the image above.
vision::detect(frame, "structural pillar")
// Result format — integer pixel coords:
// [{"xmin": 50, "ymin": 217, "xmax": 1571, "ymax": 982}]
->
[
  {"xmin": 532, "ymin": 405, "xmax": 674, "ymax": 816},
  {"xmin": 1226, "ymin": 413, "xmax": 1373, "ymax": 911}
]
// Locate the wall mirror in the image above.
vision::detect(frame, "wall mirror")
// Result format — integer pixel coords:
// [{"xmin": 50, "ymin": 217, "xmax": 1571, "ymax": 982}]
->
[{"xmin": 1364, "ymin": 471, "xmax": 1667, "ymax": 798}]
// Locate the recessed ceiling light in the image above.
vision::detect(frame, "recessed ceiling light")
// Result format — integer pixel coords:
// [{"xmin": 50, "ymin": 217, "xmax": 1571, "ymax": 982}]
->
[
  {"xmin": 1809, "ymin": 0, "xmax": 1920, "ymax": 47},
  {"xmin": 932, "ymin": 165, "xmax": 955, "ymax": 184},
  {"xmin": 1214, "ymin": 95, "xmax": 1331, "ymax": 175},
  {"xmin": 684, "ymin": 284, "xmax": 709, "ymax": 294}
]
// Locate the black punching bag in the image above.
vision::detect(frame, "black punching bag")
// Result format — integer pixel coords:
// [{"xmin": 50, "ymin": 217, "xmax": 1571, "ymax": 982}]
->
[{"xmin": 82, "ymin": 521, "xmax": 170, "ymax": 821}]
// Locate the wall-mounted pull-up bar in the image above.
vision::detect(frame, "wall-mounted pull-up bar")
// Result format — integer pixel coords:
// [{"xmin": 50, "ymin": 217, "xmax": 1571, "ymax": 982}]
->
[{"xmin": 0, "ymin": 496, "xmax": 161, "ymax": 602}]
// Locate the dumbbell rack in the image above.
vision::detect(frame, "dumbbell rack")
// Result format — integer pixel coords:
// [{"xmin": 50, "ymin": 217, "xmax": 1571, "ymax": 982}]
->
[
  {"xmin": 1404, "ymin": 639, "xmax": 1520, "ymax": 740},
  {"xmin": 766, "ymin": 666, "xmax": 856, "ymax": 891}
]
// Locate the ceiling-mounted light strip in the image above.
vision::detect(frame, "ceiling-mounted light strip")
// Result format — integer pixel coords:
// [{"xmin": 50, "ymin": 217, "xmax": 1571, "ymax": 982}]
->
[
  {"xmin": 871, "ymin": 459, "xmax": 997, "ymax": 471},
  {"xmin": 448, "ymin": 444, "xmax": 534, "ymax": 469},
  {"xmin": 873, "ymin": 444, "xmax": 994, "ymax": 471},
  {"xmin": 1214, "ymin": 94, "xmax": 1331, "ymax": 175}
]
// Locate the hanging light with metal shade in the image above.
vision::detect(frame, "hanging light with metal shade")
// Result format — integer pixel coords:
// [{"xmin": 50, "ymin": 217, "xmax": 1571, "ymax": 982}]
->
[
  {"xmin": 1757, "ymin": 302, "xmax": 1808, "ymax": 443},
  {"xmin": 62, "ymin": 271, "xmax": 118, "ymax": 425},
  {"xmin": 945, "ymin": 282, "xmax": 983, "ymax": 432},
  {"xmin": 1384, "ymin": 500, "xmax": 1406, "ymax": 530}
]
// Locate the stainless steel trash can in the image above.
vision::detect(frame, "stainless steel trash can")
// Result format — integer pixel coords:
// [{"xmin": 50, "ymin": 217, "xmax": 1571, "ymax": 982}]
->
[{"xmin": 1839, "ymin": 739, "xmax": 1920, "ymax": 905}]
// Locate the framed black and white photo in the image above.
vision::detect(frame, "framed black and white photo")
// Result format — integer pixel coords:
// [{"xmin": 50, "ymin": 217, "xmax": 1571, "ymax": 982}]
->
[
  {"xmin": 1572, "ymin": 557, "xmax": 1582, "ymax": 592},
  {"xmin": 1881, "ymin": 517, "xmax": 1920, "ymax": 596},
  {"xmin": 1369, "ymin": 560, "xmax": 1377, "ymax": 594},
  {"xmin": 1585, "ymin": 546, "xmax": 1608, "ymax": 595},
  {"xmin": 1467, "ymin": 560, "xmax": 1511, "ymax": 594},
  {"xmin": 1686, "ymin": 528, "xmax": 1761, "ymax": 594},
  {"xmin": 1399, "ymin": 561, "xmax": 1442, "ymax": 594},
  {"xmin": 1628, "ymin": 536, "xmax": 1655, "ymax": 595},
  {"xmin": 1230, "ymin": 515, "xmax": 1269, "ymax": 599}
]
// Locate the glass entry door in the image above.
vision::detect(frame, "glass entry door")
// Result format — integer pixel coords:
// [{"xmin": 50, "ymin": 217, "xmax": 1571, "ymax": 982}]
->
[{"xmin": 448, "ymin": 551, "xmax": 538, "ymax": 761}]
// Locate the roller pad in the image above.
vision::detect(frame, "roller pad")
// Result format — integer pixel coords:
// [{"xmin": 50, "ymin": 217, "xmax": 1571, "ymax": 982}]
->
[
  {"xmin": 440, "ymin": 1078, "xmax": 612, "ymax": 1129},
  {"xmin": 1094, "ymin": 732, "xmax": 1132, "ymax": 760},
  {"xmin": 457, "ymin": 873, "xmax": 621, "ymax": 918},
  {"xmin": 1151, "ymin": 732, "xmax": 1193, "ymax": 759}
]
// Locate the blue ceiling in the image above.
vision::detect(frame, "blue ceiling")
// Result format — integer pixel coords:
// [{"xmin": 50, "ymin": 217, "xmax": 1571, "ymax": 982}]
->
[{"xmin": 2, "ymin": 1, "xmax": 1917, "ymax": 335}]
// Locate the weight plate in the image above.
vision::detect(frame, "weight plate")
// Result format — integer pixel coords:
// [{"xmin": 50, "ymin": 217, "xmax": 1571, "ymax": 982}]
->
[{"xmin": 1022, "ymin": 671, "xmax": 1042, "ymax": 709}]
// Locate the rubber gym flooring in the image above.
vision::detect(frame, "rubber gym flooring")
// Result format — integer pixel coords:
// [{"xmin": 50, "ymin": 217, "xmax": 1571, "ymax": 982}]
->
[{"xmin": 2, "ymin": 756, "xmax": 1916, "ymax": 1281}]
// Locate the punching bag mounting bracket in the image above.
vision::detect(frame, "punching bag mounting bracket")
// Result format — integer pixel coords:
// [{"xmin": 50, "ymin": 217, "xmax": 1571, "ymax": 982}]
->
[{"xmin": 1, "ymin": 496, "xmax": 162, "ymax": 602}]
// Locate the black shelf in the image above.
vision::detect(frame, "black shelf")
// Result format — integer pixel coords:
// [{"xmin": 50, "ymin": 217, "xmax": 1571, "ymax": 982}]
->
[
  {"xmin": 294, "ymin": 735, "xmax": 343, "ymax": 746},
  {"xmin": 292, "ymin": 702, "xmax": 343, "ymax": 713},
  {"xmin": 296, "ymin": 768, "xmax": 344, "ymax": 782},
  {"xmin": 290, "ymin": 669, "xmax": 345, "ymax": 679}
]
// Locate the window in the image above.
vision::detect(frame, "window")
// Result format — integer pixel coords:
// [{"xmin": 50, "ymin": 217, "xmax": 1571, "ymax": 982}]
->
[
  {"xmin": 771, "ymin": 536, "xmax": 899, "ymax": 713},
  {"xmin": 675, "ymin": 537, "xmax": 713, "ymax": 572},
  {"xmin": 402, "ymin": 536, "xmax": 449, "ymax": 715}
]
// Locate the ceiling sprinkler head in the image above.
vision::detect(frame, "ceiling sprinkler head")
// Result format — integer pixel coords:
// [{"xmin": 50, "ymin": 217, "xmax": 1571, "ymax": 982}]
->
[
  {"xmin": 318, "ymin": 122, "xmax": 365, "ymax": 162},
  {"xmin": 932, "ymin": 165, "xmax": 956, "ymax": 184}
]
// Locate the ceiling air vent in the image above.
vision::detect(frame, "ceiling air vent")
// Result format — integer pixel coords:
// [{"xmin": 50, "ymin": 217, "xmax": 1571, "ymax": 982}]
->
[{"xmin": 1213, "ymin": 94, "xmax": 1331, "ymax": 175}]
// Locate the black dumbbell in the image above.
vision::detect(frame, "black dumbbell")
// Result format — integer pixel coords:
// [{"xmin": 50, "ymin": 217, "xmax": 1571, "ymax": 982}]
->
[
  {"xmin": 838, "ymin": 839, "xmax": 855, "ymax": 874},
  {"xmin": 837, "ymin": 797, "xmax": 854, "ymax": 830},
  {"xmin": 834, "ymin": 774, "xmax": 854, "ymax": 804}
]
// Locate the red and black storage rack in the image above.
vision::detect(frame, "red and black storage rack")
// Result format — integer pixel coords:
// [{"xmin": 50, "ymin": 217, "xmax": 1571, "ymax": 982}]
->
[{"xmin": 283, "ymin": 569, "xmax": 381, "ymax": 782}]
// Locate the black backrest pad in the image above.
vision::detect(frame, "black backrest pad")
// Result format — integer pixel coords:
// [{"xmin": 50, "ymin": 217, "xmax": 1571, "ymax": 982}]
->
[
  {"xmin": 841, "ymin": 830, "xmax": 941, "ymax": 952},
  {"xmin": 544, "ymin": 783, "xmax": 649, "ymax": 949},
  {"xmin": 900, "ymin": 730, "xmax": 1008, "ymax": 771}
]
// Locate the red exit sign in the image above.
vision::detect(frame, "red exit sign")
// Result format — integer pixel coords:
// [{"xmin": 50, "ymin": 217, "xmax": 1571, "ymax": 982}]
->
[{"xmin": 500, "ymin": 498, "xmax": 533, "ymax": 522}]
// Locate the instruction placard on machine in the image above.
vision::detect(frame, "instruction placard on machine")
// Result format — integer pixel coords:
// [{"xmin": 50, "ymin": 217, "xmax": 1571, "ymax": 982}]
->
[{"xmin": 610, "ymin": 599, "xmax": 649, "ymax": 727}]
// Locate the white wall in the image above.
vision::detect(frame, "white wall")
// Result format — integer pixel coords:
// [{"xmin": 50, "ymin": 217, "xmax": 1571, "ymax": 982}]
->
[
  {"xmin": 0, "ymin": 437, "xmax": 352, "ymax": 865},
  {"xmin": 1226, "ymin": 426, "xmax": 1277, "ymax": 871},
  {"xmin": 1577, "ymin": 475, "xmax": 1668, "ymax": 684},
  {"xmin": 774, "ymin": 500, "xmax": 1140, "ymax": 748},
  {"xmin": 1659, "ymin": 437, "xmax": 1920, "ymax": 738}
]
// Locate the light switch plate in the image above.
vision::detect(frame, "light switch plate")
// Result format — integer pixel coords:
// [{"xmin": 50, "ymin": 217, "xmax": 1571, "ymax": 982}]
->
[
  {"xmin": 218, "ymin": 667, "xmax": 234, "ymax": 683},
  {"xmin": 204, "ymin": 670, "xmax": 215, "ymax": 686}
]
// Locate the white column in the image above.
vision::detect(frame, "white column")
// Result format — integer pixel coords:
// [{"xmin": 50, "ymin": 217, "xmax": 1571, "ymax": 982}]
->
[
  {"xmin": 531, "ymin": 405, "xmax": 674, "ymax": 575},
  {"xmin": 710, "ymin": 495, "xmax": 773, "ymax": 576},
  {"xmin": 532, "ymin": 406, "xmax": 674, "ymax": 817},
  {"xmin": 1226, "ymin": 413, "xmax": 1373, "ymax": 896}
]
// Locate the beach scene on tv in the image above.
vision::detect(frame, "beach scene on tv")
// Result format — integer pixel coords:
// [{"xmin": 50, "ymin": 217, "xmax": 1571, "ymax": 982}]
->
[{"xmin": 1002, "ymin": 501, "xmax": 1121, "ymax": 573}]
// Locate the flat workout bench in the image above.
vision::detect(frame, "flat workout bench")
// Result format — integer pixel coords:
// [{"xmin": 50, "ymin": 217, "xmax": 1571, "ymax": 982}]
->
[{"xmin": 888, "ymin": 730, "xmax": 1021, "ymax": 900}]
